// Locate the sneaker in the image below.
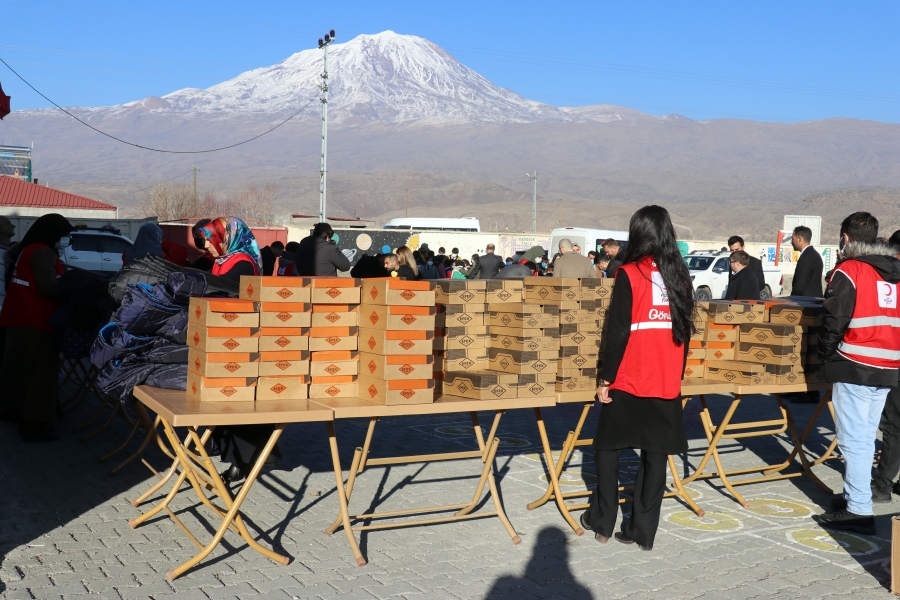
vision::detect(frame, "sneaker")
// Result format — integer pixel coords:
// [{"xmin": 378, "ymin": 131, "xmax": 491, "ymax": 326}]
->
[
  {"xmin": 614, "ymin": 531, "xmax": 651, "ymax": 551},
  {"xmin": 873, "ymin": 486, "xmax": 893, "ymax": 504},
  {"xmin": 580, "ymin": 512, "xmax": 608, "ymax": 544},
  {"xmin": 893, "ymin": 481, "xmax": 900, "ymax": 497},
  {"xmin": 831, "ymin": 487, "xmax": 891, "ymax": 512},
  {"xmin": 815, "ymin": 509, "xmax": 876, "ymax": 535}
]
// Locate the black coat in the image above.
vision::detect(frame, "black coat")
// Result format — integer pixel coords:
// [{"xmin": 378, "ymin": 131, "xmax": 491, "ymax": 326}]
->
[
  {"xmin": 294, "ymin": 236, "xmax": 351, "ymax": 276},
  {"xmin": 729, "ymin": 255, "xmax": 766, "ymax": 292},
  {"xmin": 791, "ymin": 246, "xmax": 824, "ymax": 297},
  {"xmin": 260, "ymin": 246, "xmax": 276, "ymax": 276},
  {"xmin": 469, "ymin": 253, "xmax": 504, "ymax": 280},
  {"xmin": 725, "ymin": 267, "xmax": 760, "ymax": 300},
  {"xmin": 606, "ymin": 258, "xmax": 623, "ymax": 279}
]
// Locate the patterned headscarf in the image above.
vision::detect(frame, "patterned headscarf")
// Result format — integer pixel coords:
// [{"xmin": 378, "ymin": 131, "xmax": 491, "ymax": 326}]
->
[{"xmin": 199, "ymin": 216, "xmax": 263, "ymax": 273}]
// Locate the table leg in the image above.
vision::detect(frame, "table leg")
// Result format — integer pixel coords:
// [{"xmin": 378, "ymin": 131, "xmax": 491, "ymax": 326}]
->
[
  {"xmin": 811, "ymin": 394, "xmax": 839, "ymax": 466},
  {"xmin": 326, "ymin": 421, "xmax": 366, "ymax": 567},
  {"xmin": 526, "ymin": 403, "xmax": 593, "ymax": 512},
  {"xmin": 131, "ymin": 426, "xmax": 211, "ymax": 508},
  {"xmin": 681, "ymin": 395, "xmax": 741, "ymax": 486},
  {"xmin": 776, "ymin": 394, "xmax": 831, "ymax": 493},
  {"xmin": 667, "ymin": 455, "xmax": 705, "ymax": 517},
  {"xmin": 767, "ymin": 389, "xmax": 834, "ymax": 473},
  {"xmin": 533, "ymin": 407, "xmax": 584, "ymax": 535}
]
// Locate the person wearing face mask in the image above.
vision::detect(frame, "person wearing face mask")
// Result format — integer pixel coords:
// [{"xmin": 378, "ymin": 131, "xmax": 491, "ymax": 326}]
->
[
  {"xmin": 816, "ymin": 212, "xmax": 900, "ymax": 535},
  {"xmin": 0, "ymin": 213, "xmax": 73, "ymax": 442},
  {"xmin": 195, "ymin": 216, "xmax": 263, "ymax": 281}
]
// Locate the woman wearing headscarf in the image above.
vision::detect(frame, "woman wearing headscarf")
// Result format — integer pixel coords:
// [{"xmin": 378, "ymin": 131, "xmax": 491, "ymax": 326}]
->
[
  {"xmin": 123, "ymin": 223, "xmax": 163, "ymax": 266},
  {"xmin": 581, "ymin": 205, "xmax": 695, "ymax": 551},
  {"xmin": 0, "ymin": 213, "xmax": 73, "ymax": 441},
  {"xmin": 196, "ymin": 217, "xmax": 262, "ymax": 281}
]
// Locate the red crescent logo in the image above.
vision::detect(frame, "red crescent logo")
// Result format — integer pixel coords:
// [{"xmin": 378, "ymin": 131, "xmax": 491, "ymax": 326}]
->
[{"xmin": 887, "ymin": 284, "xmax": 894, "ymax": 297}]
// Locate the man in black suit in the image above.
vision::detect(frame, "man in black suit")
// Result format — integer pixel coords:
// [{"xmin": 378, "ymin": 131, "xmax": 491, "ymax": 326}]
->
[
  {"xmin": 790, "ymin": 226, "xmax": 824, "ymax": 297},
  {"xmin": 603, "ymin": 238, "xmax": 623, "ymax": 278},
  {"xmin": 725, "ymin": 251, "xmax": 760, "ymax": 300},
  {"xmin": 468, "ymin": 243, "xmax": 504, "ymax": 280},
  {"xmin": 728, "ymin": 236, "xmax": 766, "ymax": 294}
]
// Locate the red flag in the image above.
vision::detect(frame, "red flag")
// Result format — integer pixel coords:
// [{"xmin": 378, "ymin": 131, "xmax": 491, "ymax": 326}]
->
[{"xmin": 0, "ymin": 82, "xmax": 10, "ymax": 120}]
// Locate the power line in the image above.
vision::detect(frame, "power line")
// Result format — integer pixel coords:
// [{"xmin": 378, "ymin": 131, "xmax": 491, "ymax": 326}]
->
[{"xmin": 0, "ymin": 57, "xmax": 319, "ymax": 153}]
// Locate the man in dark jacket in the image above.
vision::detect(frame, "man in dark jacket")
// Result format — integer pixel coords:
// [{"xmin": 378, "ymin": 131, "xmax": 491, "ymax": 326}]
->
[
  {"xmin": 468, "ymin": 244, "xmax": 504, "ymax": 280},
  {"xmin": 727, "ymin": 236, "xmax": 766, "ymax": 294},
  {"xmin": 293, "ymin": 223, "xmax": 351, "ymax": 276},
  {"xmin": 724, "ymin": 251, "xmax": 760, "ymax": 300},
  {"xmin": 790, "ymin": 226, "xmax": 824, "ymax": 297},
  {"xmin": 603, "ymin": 239, "xmax": 623, "ymax": 278},
  {"xmin": 816, "ymin": 212, "xmax": 900, "ymax": 535},
  {"xmin": 259, "ymin": 241, "xmax": 284, "ymax": 276}
]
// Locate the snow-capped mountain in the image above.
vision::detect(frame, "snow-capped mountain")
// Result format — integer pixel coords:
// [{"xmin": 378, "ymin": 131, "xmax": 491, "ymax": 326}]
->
[{"xmin": 112, "ymin": 31, "xmax": 646, "ymax": 125}]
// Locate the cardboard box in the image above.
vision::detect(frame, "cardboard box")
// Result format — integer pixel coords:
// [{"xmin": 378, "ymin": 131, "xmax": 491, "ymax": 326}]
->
[
  {"xmin": 308, "ymin": 277, "xmax": 362, "ymax": 304},
  {"xmin": 309, "ymin": 350, "xmax": 359, "ymax": 377},
  {"xmin": 259, "ymin": 328, "xmax": 309, "ymax": 352},
  {"xmin": 488, "ymin": 332, "xmax": 560, "ymax": 352},
  {"xmin": 484, "ymin": 279, "xmax": 524, "ymax": 303},
  {"xmin": 307, "ymin": 327, "xmax": 359, "ymax": 352},
  {"xmin": 768, "ymin": 303, "xmax": 824, "ymax": 326},
  {"xmin": 364, "ymin": 305, "xmax": 437, "ymax": 330},
  {"xmin": 436, "ymin": 304, "xmax": 486, "ymax": 327},
  {"xmin": 188, "ymin": 324, "xmax": 259, "ymax": 353},
  {"xmin": 310, "ymin": 304, "xmax": 359, "ymax": 327},
  {"xmin": 259, "ymin": 357, "xmax": 310, "ymax": 376},
  {"xmin": 259, "ymin": 302, "xmax": 312, "ymax": 327},
  {"xmin": 363, "ymin": 279, "xmax": 436, "ymax": 306},
  {"xmin": 444, "ymin": 370, "xmax": 517, "ymax": 399},
  {"xmin": 740, "ymin": 324, "xmax": 814, "ymax": 351},
  {"xmin": 737, "ymin": 343, "xmax": 805, "ymax": 366},
  {"xmin": 186, "ymin": 370, "xmax": 256, "ymax": 402},
  {"xmin": 706, "ymin": 323, "xmax": 739, "ymax": 343},
  {"xmin": 358, "ymin": 375, "xmax": 435, "ymax": 405},
  {"xmin": 524, "ymin": 277, "xmax": 582, "ymax": 303},
  {"xmin": 514, "ymin": 373, "xmax": 558, "ymax": 398},
  {"xmin": 558, "ymin": 308, "xmax": 595, "ymax": 326},
  {"xmin": 309, "ymin": 378, "xmax": 359, "ymax": 399},
  {"xmin": 683, "ymin": 360, "xmax": 705, "ymax": 379},
  {"xmin": 704, "ymin": 301, "xmax": 766, "ymax": 325},
  {"xmin": 489, "ymin": 309, "xmax": 559, "ymax": 329},
  {"xmin": 359, "ymin": 328, "xmax": 435, "ymax": 355},
  {"xmin": 686, "ymin": 346, "xmax": 707, "ymax": 361},
  {"xmin": 555, "ymin": 376, "xmax": 597, "ymax": 392},
  {"xmin": 189, "ymin": 349, "xmax": 259, "ymax": 378},
  {"xmin": 763, "ymin": 364, "xmax": 806, "ymax": 385},
  {"xmin": 256, "ymin": 375, "xmax": 310, "ymax": 400},
  {"xmin": 433, "ymin": 327, "xmax": 488, "ymax": 351},
  {"xmin": 434, "ymin": 280, "xmax": 486, "ymax": 304},
  {"xmin": 558, "ymin": 346, "xmax": 598, "ymax": 369},
  {"xmin": 580, "ymin": 278, "xmax": 615, "ymax": 301},
  {"xmin": 240, "ymin": 276, "xmax": 311, "ymax": 303},
  {"xmin": 189, "ymin": 297, "xmax": 259, "ymax": 328},
  {"xmin": 488, "ymin": 347, "xmax": 557, "ymax": 375},
  {"xmin": 435, "ymin": 349, "xmax": 487, "ymax": 372},
  {"xmin": 360, "ymin": 352, "xmax": 434, "ymax": 380},
  {"xmin": 558, "ymin": 324, "xmax": 600, "ymax": 347},
  {"xmin": 706, "ymin": 342, "xmax": 736, "ymax": 361},
  {"xmin": 705, "ymin": 363, "xmax": 767, "ymax": 385}
]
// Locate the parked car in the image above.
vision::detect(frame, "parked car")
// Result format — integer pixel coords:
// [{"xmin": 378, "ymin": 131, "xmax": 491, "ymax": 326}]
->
[
  {"xmin": 685, "ymin": 251, "xmax": 783, "ymax": 301},
  {"xmin": 59, "ymin": 228, "xmax": 133, "ymax": 273}
]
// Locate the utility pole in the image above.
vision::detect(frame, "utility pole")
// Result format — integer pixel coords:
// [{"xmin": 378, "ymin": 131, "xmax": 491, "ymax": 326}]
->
[
  {"xmin": 525, "ymin": 171, "xmax": 537, "ymax": 234},
  {"xmin": 405, "ymin": 186, "xmax": 409, "ymax": 217},
  {"xmin": 317, "ymin": 30, "xmax": 336, "ymax": 223}
]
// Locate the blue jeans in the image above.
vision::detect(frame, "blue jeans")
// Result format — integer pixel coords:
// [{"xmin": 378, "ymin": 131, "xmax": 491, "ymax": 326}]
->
[{"xmin": 832, "ymin": 382, "xmax": 890, "ymax": 515}]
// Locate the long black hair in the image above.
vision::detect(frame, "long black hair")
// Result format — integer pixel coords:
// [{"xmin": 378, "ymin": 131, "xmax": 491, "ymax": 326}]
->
[
  {"xmin": 5, "ymin": 213, "xmax": 72, "ymax": 291},
  {"xmin": 622, "ymin": 205, "xmax": 696, "ymax": 345}
]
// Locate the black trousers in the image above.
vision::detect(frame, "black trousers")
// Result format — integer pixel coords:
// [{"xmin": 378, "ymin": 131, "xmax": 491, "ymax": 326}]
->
[
  {"xmin": 585, "ymin": 447, "xmax": 668, "ymax": 548},
  {"xmin": 873, "ymin": 383, "xmax": 900, "ymax": 493}
]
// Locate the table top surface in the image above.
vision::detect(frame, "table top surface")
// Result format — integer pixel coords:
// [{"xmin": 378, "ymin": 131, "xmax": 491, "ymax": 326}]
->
[
  {"xmin": 681, "ymin": 379, "xmax": 737, "ymax": 396},
  {"xmin": 133, "ymin": 386, "xmax": 334, "ymax": 427},
  {"xmin": 310, "ymin": 394, "xmax": 556, "ymax": 419},
  {"xmin": 733, "ymin": 382, "xmax": 832, "ymax": 395}
]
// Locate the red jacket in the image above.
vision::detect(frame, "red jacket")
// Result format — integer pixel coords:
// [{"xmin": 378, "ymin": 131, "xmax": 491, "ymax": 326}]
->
[
  {"xmin": 610, "ymin": 257, "xmax": 684, "ymax": 399},
  {"xmin": 211, "ymin": 253, "xmax": 260, "ymax": 278},
  {"xmin": 834, "ymin": 259, "xmax": 900, "ymax": 369},
  {"xmin": 0, "ymin": 244, "xmax": 64, "ymax": 332}
]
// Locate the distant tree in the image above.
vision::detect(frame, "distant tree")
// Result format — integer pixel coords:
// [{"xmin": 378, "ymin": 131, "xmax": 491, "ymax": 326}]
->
[
  {"xmin": 141, "ymin": 181, "xmax": 279, "ymax": 223},
  {"xmin": 140, "ymin": 182, "xmax": 197, "ymax": 221}
]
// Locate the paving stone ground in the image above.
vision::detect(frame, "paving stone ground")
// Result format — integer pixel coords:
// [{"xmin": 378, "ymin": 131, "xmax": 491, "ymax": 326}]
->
[{"xmin": 1, "ymin": 384, "xmax": 896, "ymax": 599}]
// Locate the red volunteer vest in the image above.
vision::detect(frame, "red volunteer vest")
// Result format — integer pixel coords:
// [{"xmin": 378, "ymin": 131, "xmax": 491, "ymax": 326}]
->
[
  {"xmin": 211, "ymin": 253, "xmax": 260, "ymax": 278},
  {"xmin": 0, "ymin": 244, "xmax": 65, "ymax": 332},
  {"xmin": 610, "ymin": 257, "xmax": 684, "ymax": 399},
  {"xmin": 833, "ymin": 259, "xmax": 900, "ymax": 369}
]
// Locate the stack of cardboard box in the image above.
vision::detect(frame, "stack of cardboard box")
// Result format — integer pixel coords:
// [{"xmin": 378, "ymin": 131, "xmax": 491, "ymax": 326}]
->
[
  {"xmin": 358, "ymin": 279, "xmax": 437, "ymax": 404},
  {"xmin": 434, "ymin": 280, "xmax": 489, "ymax": 395},
  {"xmin": 186, "ymin": 297, "xmax": 260, "ymax": 401},
  {"xmin": 306, "ymin": 278, "xmax": 361, "ymax": 399},
  {"xmin": 241, "ymin": 276, "xmax": 312, "ymax": 400}
]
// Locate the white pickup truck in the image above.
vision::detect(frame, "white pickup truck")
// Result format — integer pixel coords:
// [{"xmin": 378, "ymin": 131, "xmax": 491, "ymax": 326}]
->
[{"xmin": 685, "ymin": 252, "xmax": 783, "ymax": 301}]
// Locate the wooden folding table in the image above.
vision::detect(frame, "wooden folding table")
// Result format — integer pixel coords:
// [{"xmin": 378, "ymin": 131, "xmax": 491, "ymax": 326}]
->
[
  {"xmin": 681, "ymin": 382, "xmax": 833, "ymax": 507},
  {"xmin": 130, "ymin": 385, "xmax": 333, "ymax": 580},
  {"xmin": 526, "ymin": 380, "xmax": 729, "ymax": 535},
  {"xmin": 309, "ymin": 394, "xmax": 556, "ymax": 567}
]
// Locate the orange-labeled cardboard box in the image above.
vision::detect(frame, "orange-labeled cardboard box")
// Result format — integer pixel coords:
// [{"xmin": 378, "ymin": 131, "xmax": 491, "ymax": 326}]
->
[
  {"xmin": 686, "ymin": 346, "xmax": 707, "ymax": 361},
  {"xmin": 683, "ymin": 360, "xmax": 705, "ymax": 379},
  {"xmin": 706, "ymin": 323, "xmax": 739, "ymax": 343},
  {"xmin": 310, "ymin": 304, "xmax": 359, "ymax": 327},
  {"xmin": 259, "ymin": 357, "xmax": 310, "ymax": 376},
  {"xmin": 706, "ymin": 342, "xmax": 736, "ymax": 361},
  {"xmin": 189, "ymin": 349, "xmax": 260, "ymax": 378},
  {"xmin": 189, "ymin": 297, "xmax": 260, "ymax": 328},
  {"xmin": 240, "ymin": 276, "xmax": 311, "ymax": 303},
  {"xmin": 260, "ymin": 331, "xmax": 310, "ymax": 352},
  {"xmin": 307, "ymin": 277, "xmax": 362, "ymax": 304},
  {"xmin": 360, "ymin": 352, "xmax": 434, "ymax": 380},
  {"xmin": 434, "ymin": 280, "xmax": 486, "ymax": 304},
  {"xmin": 360, "ymin": 328, "xmax": 435, "ymax": 355},
  {"xmin": 358, "ymin": 375, "xmax": 435, "ymax": 405},
  {"xmin": 259, "ymin": 302, "xmax": 312, "ymax": 327},
  {"xmin": 364, "ymin": 305, "xmax": 437, "ymax": 330},
  {"xmin": 309, "ymin": 377, "xmax": 358, "ymax": 399},
  {"xmin": 186, "ymin": 370, "xmax": 256, "ymax": 402},
  {"xmin": 309, "ymin": 350, "xmax": 359, "ymax": 377},
  {"xmin": 187, "ymin": 324, "xmax": 259, "ymax": 353},
  {"xmin": 484, "ymin": 279, "xmax": 524, "ymax": 303},
  {"xmin": 307, "ymin": 326, "xmax": 359, "ymax": 352},
  {"xmin": 256, "ymin": 375, "xmax": 310, "ymax": 400},
  {"xmin": 444, "ymin": 370, "xmax": 517, "ymax": 400},
  {"xmin": 363, "ymin": 279, "xmax": 436, "ymax": 306}
]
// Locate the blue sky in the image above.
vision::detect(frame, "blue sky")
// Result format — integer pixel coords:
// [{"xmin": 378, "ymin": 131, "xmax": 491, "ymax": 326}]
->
[{"xmin": 0, "ymin": 0, "xmax": 898, "ymax": 122}]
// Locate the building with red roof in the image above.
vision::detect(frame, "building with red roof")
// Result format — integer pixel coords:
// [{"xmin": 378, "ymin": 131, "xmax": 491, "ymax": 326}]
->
[{"xmin": 0, "ymin": 175, "xmax": 117, "ymax": 219}]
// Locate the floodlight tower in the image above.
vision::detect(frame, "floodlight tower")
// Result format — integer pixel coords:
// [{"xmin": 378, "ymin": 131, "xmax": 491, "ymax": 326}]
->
[{"xmin": 318, "ymin": 30, "xmax": 336, "ymax": 223}]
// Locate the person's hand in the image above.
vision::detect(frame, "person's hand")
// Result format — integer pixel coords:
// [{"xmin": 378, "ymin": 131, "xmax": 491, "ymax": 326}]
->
[{"xmin": 597, "ymin": 382, "xmax": 611, "ymax": 404}]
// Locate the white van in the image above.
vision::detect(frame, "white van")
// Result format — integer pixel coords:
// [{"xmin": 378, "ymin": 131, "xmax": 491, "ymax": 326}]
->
[{"xmin": 549, "ymin": 227, "xmax": 629, "ymax": 257}]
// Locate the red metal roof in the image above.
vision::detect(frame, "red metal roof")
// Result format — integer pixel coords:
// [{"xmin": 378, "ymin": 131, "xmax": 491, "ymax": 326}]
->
[{"xmin": 0, "ymin": 175, "xmax": 116, "ymax": 211}]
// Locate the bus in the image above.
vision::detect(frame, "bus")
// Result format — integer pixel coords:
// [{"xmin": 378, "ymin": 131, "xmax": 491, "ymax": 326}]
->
[
  {"xmin": 382, "ymin": 217, "xmax": 481, "ymax": 232},
  {"xmin": 549, "ymin": 227, "xmax": 628, "ymax": 257}
]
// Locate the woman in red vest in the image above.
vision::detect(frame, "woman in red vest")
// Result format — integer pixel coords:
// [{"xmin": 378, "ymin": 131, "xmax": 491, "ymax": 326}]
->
[
  {"xmin": 196, "ymin": 217, "xmax": 263, "ymax": 281},
  {"xmin": 581, "ymin": 205, "xmax": 696, "ymax": 550},
  {"xmin": 0, "ymin": 213, "xmax": 73, "ymax": 442}
]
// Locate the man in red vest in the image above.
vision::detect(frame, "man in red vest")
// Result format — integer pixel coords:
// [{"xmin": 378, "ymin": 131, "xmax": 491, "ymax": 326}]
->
[{"xmin": 816, "ymin": 212, "xmax": 900, "ymax": 534}]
